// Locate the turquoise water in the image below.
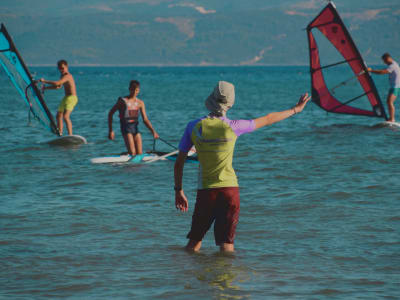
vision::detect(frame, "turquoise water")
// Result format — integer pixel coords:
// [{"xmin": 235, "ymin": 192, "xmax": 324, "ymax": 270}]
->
[{"xmin": 1, "ymin": 66, "xmax": 399, "ymax": 299}]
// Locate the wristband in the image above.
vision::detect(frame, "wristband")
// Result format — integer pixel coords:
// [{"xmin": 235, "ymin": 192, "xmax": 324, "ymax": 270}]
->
[{"xmin": 174, "ymin": 186, "xmax": 182, "ymax": 192}]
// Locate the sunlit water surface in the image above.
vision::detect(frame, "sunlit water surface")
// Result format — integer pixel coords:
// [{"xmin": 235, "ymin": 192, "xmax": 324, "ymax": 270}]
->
[{"xmin": 0, "ymin": 66, "xmax": 399, "ymax": 299}]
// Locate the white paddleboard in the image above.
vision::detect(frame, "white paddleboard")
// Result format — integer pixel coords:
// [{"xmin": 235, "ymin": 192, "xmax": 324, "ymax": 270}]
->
[
  {"xmin": 91, "ymin": 149, "xmax": 197, "ymax": 164},
  {"xmin": 90, "ymin": 153, "xmax": 160, "ymax": 164},
  {"xmin": 46, "ymin": 135, "xmax": 87, "ymax": 146}
]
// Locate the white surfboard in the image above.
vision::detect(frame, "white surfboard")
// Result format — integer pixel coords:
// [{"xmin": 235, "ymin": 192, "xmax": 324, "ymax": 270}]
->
[
  {"xmin": 46, "ymin": 135, "xmax": 87, "ymax": 146},
  {"xmin": 91, "ymin": 149, "xmax": 197, "ymax": 164},
  {"xmin": 374, "ymin": 121, "xmax": 400, "ymax": 128},
  {"xmin": 90, "ymin": 153, "xmax": 160, "ymax": 164},
  {"xmin": 383, "ymin": 121, "xmax": 400, "ymax": 128}
]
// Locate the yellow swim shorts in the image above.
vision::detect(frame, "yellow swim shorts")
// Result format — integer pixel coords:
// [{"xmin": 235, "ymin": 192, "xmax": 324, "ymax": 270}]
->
[{"xmin": 58, "ymin": 95, "xmax": 78, "ymax": 112}]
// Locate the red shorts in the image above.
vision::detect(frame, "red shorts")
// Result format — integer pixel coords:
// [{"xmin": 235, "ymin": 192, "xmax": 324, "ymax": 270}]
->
[{"xmin": 187, "ymin": 187, "xmax": 240, "ymax": 245}]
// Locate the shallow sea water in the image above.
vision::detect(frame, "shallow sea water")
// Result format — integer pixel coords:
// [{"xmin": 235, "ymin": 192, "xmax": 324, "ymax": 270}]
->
[{"xmin": 0, "ymin": 66, "xmax": 399, "ymax": 299}]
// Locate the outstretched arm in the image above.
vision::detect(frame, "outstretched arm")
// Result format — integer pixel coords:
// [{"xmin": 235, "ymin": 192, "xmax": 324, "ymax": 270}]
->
[
  {"xmin": 140, "ymin": 102, "xmax": 159, "ymax": 139},
  {"xmin": 254, "ymin": 93, "xmax": 311, "ymax": 129},
  {"xmin": 367, "ymin": 67, "xmax": 389, "ymax": 75},
  {"xmin": 43, "ymin": 85, "xmax": 61, "ymax": 91},
  {"xmin": 40, "ymin": 75, "xmax": 69, "ymax": 87},
  {"xmin": 174, "ymin": 151, "xmax": 188, "ymax": 212}
]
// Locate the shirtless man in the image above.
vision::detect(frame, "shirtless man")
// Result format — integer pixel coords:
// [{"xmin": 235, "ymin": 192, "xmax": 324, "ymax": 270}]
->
[
  {"xmin": 368, "ymin": 53, "xmax": 400, "ymax": 122},
  {"xmin": 108, "ymin": 80, "xmax": 159, "ymax": 161},
  {"xmin": 40, "ymin": 60, "xmax": 78, "ymax": 135}
]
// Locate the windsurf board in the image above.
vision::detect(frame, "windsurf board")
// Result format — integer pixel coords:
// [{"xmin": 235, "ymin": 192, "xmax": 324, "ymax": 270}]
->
[
  {"xmin": 373, "ymin": 121, "xmax": 400, "ymax": 129},
  {"xmin": 46, "ymin": 135, "xmax": 87, "ymax": 146}
]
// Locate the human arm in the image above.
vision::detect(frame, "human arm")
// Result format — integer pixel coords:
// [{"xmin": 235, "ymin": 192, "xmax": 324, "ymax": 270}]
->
[
  {"xmin": 367, "ymin": 67, "xmax": 389, "ymax": 75},
  {"xmin": 140, "ymin": 102, "xmax": 159, "ymax": 139},
  {"xmin": 108, "ymin": 100, "xmax": 122, "ymax": 140},
  {"xmin": 42, "ymin": 85, "xmax": 61, "ymax": 91},
  {"xmin": 40, "ymin": 74, "xmax": 70, "ymax": 87},
  {"xmin": 253, "ymin": 93, "xmax": 311, "ymax": 130},
  {"xmin": 174, "ymin": 151, "xmax": 189, "ymax": 212},
  {"xmin": 174, "ymin": 120, "xmax": 197, "ymax": 211}
]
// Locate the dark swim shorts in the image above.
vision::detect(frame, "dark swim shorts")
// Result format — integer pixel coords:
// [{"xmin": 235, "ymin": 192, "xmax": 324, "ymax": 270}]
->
[
  {"xmin": 120, "ymin": 121, "xmax": 139, "ymax": 135},
  {"xmin": 187, "ymin": 187, "xmax": 240, "ymax": 245}
]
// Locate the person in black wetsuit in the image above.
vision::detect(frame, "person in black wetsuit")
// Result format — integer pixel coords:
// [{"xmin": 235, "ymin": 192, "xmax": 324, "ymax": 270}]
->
[{"xmin": 108, "ymin": 80, "xmax": 159, "ymax": 159}]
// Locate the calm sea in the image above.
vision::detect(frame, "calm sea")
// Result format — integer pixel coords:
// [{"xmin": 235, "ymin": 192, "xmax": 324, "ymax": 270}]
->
[{"xmin": 0, "ymin": 66, "xmax": 399, "ymax": 299}]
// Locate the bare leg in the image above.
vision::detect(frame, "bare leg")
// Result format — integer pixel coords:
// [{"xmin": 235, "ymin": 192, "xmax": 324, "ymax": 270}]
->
[
  {"xmin": 185, "ymin": 239, "xmax": 202, "ymax": 252},
  {"xmin": 133, "ymin": 133, "xmax": 143, "ymax": 155},
  {"xmin": 123, "ymin": 133, "xmax": 136, "ymax": 155},
  {"xmin": 220, "ymin": 243, "xmax": 234, "ymax": 252},
  {"xmin": 63, "ymin": 110, "xmax": 73, "ymax": 135},
  {"xmin": 57, "ymin": 111, "xmax": 63, "ymax": 136},
  {"xmin": 387, "ymin": 93, "xmax": 397, "ymax": 122}
]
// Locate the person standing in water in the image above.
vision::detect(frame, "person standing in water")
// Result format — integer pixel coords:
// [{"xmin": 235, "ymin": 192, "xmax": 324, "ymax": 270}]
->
[
  {"xmin": 174, "ymin": 81, "xmax": 310, "ymax": 252},
  {"xmin": 40, "ymin": 60, "xmax": 78, "ymax": 136},
  {"xmin": 108, "ymin": 80, "xmax": 159, "ymax": 161},
  {"xmin": 368, "ymin": 53, "xmax": 400, "ymax": 122}
]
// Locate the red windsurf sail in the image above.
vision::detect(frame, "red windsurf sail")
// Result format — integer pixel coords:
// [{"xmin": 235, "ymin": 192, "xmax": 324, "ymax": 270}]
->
[{"xmin": 307, "ymin": 2, "xmax": 387, "ymax": 120}]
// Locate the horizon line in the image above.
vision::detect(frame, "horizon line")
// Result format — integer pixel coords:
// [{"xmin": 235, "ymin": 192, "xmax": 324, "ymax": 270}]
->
[
  {"xmin": 27, "ymin": 62, "xmax": 385, "ymax": 68},
  {"xmin": 28, "ymin": 63, "xmax": 311, "ymax": 67}
]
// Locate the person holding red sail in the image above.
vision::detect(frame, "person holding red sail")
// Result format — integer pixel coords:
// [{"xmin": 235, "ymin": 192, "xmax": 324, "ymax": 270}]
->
[{"xmin": 368, "ymin": 53, "xmax": 400, "ymax": 122}]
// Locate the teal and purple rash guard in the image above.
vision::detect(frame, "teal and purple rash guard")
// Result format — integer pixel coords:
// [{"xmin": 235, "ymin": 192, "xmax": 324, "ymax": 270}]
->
[{"xmin": 179, "ymin": 116, "xmax": 255, "ymax": 189}]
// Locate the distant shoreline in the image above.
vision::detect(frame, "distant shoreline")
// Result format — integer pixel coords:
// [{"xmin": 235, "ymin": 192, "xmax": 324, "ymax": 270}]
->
[{"xmin": 28, "ymin": 64, "xmax": 310, "ymax": 68}]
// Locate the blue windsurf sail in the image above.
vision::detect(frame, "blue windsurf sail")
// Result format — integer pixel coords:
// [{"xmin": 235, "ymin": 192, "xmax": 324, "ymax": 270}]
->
[{"xmin": 0, "ymin": 23, "xmax": 59, "ymax": 135}]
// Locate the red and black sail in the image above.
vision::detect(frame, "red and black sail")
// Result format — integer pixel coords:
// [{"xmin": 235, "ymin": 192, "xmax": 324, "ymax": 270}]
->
[{"xmin": 307, "ymin": 2, "xmax": 387, "ymax": 120}]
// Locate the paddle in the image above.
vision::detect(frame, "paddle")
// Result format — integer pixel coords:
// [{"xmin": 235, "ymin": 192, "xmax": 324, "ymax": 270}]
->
[{"xmin": 145, "ymin": 149, "xmax": 179, "ymax": 164}]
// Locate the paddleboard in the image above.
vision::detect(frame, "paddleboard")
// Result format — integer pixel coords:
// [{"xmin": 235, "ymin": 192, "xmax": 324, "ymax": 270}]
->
[
  {"xmin": 90, "ymin": 151, "xmax": 198, "ymax": 164},
  {"xmin": 90, "ymin": 153, "xmax": 158, "ymax": 164},
  {"xmin": 46, "ymin": 135, "xmax": 87, "ymax": 146}
]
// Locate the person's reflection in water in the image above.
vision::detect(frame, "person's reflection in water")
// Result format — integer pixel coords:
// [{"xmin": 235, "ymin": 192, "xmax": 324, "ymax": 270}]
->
[{"xmin": 194, "ymin": 252, "xmax": 252, "ymax": 299}]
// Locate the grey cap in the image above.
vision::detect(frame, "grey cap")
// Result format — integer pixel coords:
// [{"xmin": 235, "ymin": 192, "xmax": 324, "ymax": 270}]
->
[{"xmin": 205, "ymin": 81, "xmax": 235, "ymax": 116}]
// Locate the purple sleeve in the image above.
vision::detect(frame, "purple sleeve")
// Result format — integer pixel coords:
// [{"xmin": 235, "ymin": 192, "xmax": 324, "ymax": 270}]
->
[
  {"xmin": 387, "ymin": 64, "xmax": 394, "ymax": 72},
  {"xmin": 178, "ymin": 119, "xmax": 200, "ymax": 152},
  {"xmin": 229, "ymin": 119, "xmax": 256, "ymax": 137}
]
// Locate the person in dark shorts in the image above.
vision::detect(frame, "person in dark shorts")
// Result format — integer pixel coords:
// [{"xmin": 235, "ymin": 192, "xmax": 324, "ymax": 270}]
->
[
  {"xmin": 108, "ymin": 80, "xmax": 159, "ymax": 160},
  {"xmin": 174, "ymin": 81, "xmax": 310, "ymax": 252}
]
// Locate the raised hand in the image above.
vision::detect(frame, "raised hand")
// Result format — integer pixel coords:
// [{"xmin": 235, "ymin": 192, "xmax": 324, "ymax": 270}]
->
[{"xmin": 294, "ymin": 92, "xmax": 311, "ymax": 113}]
